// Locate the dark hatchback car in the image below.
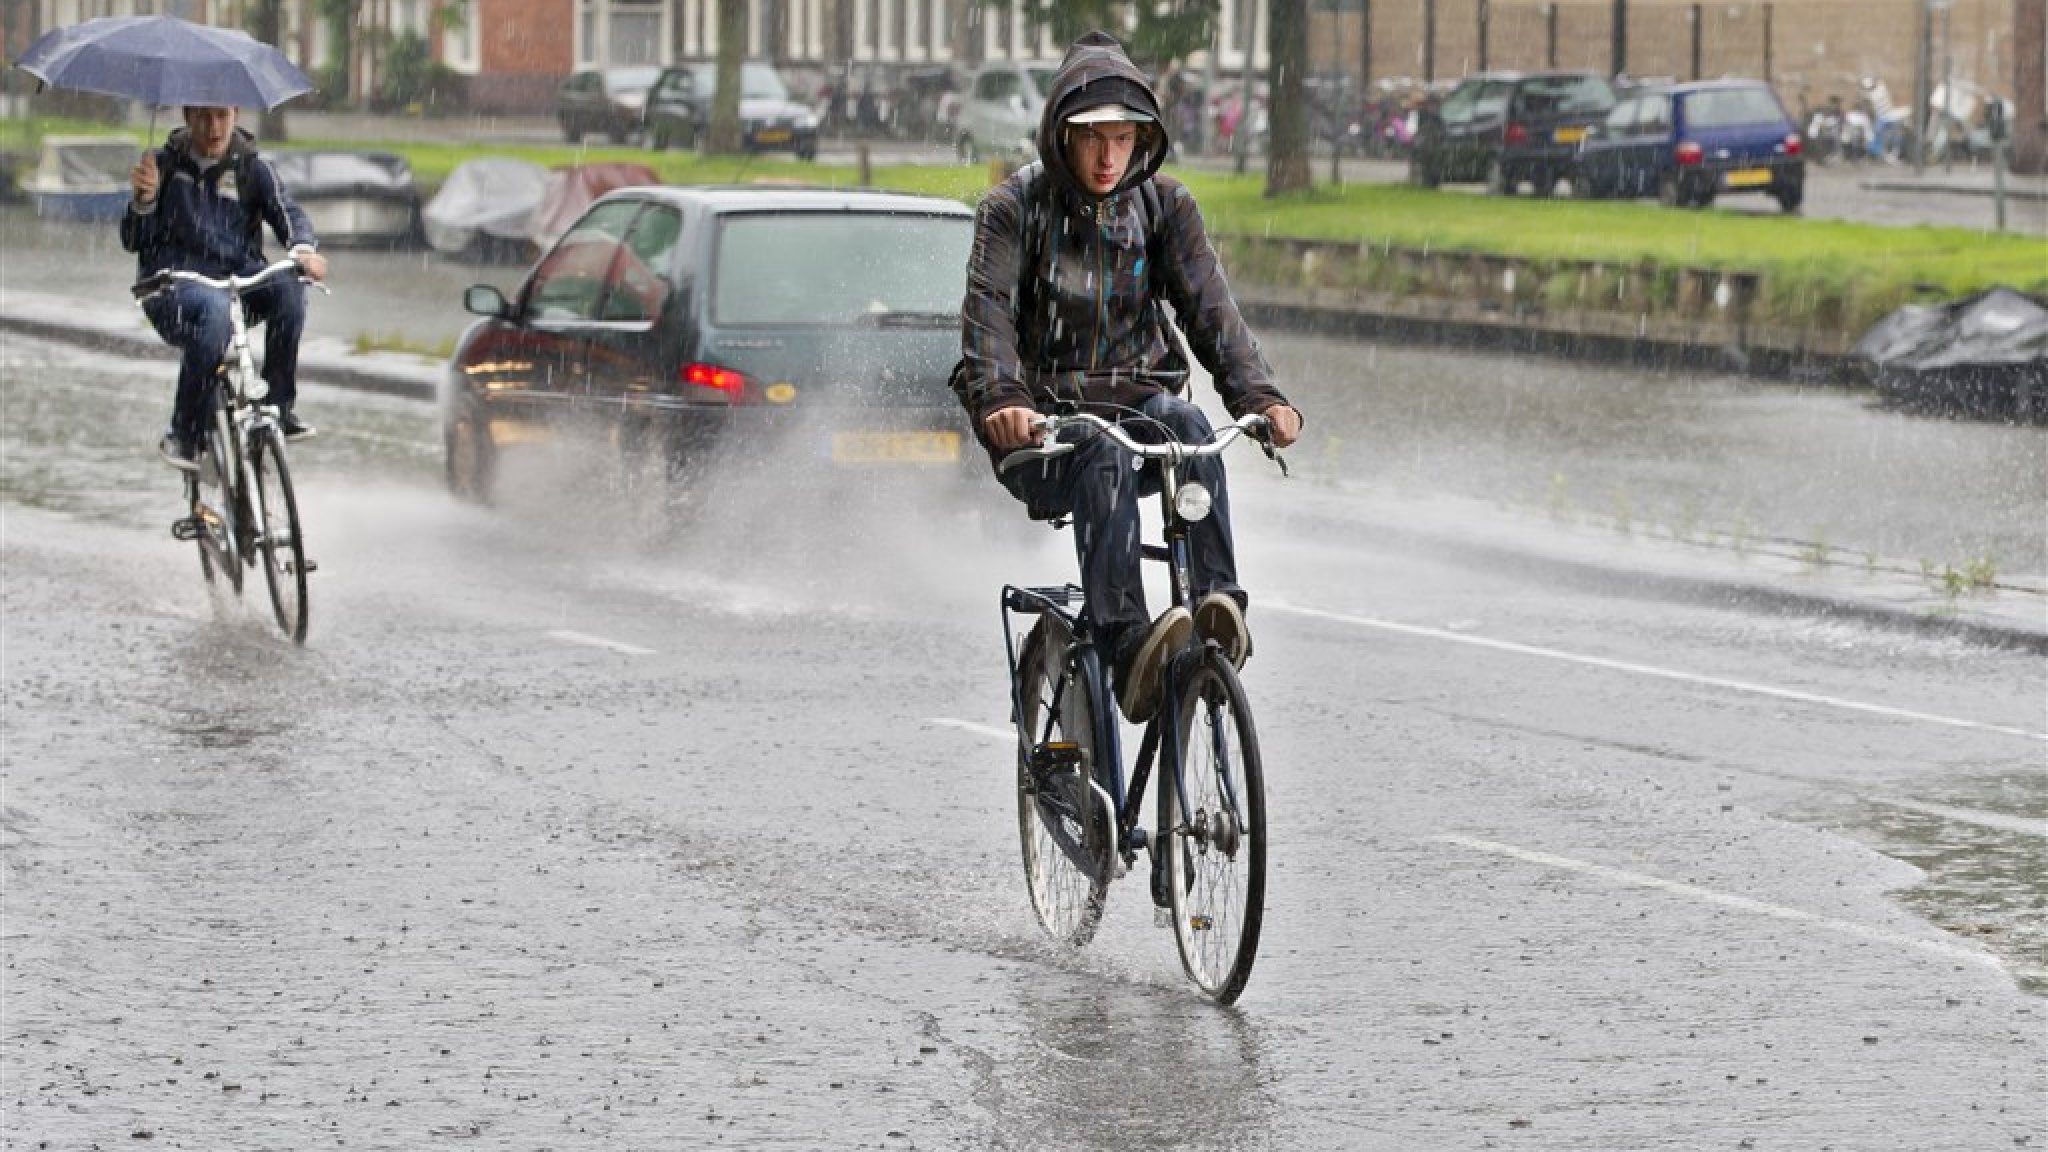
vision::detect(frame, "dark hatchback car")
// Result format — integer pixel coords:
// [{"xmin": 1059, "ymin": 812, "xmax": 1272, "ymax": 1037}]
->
[
  {"xmin": 554, "ymin": 66, "xmax": 661, "ymax": 144},
  {"xmin": 1569, "ymin": 79, "xmax": 1805, "ymax": 212},
  {"xmin": 1409, "ymin": 70, "xmax": 1617, "ymax": 195},
  {"xmin": 443, "ymin": 186, "xmax": 974, "ymax": 503},
  {"xmin": 642, "ymin": 61, "xmax": 820, "ymax": 159}
]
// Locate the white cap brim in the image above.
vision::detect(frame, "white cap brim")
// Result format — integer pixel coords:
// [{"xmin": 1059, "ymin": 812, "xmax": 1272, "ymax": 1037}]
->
[{"xmin": 1066, "ymin": 103, "xmax": 1154, "ymax": 125}]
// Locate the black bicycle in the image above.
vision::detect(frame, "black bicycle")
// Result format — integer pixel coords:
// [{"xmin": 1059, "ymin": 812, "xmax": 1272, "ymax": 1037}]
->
[
  {"xmin": 135, "ymin": 259, "xmax": 322, "ymax": 644},
  {"xmin": 998, "ymin": 409, "xmax": 1277, "ymax": 1003}
]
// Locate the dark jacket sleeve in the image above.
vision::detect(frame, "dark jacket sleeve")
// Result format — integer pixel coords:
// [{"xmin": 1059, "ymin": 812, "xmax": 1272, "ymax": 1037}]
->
[
  {"xmin": 954, "ymin": 179, "xmax": 1036, "ymax": 426},
  {"xmin": 1153, "ymin": 177, "xmax": 1289, "ymax": 419},
  {"xmin": 251, "ymin": 156, "xmax": 317, "ymax": 251},
  {"xmin": 117, "ymin": 148, "xmax": 167, "ymax": 256}
]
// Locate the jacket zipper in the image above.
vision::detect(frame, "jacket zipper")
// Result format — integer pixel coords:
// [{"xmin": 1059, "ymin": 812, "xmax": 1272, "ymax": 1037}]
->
[{"xmin": 1089, "ymin": 197, "xmax": 1109, "ymax": 372}]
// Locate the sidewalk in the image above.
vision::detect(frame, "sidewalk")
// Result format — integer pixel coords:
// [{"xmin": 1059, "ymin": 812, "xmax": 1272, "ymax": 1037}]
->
[
  {"xmin": 4, "ymin": 284, "xmax": 2040, "ymax": 653},
  {"xmin": 1857, "ymin": 164, "xmax": 2048, "ymax": 201}
]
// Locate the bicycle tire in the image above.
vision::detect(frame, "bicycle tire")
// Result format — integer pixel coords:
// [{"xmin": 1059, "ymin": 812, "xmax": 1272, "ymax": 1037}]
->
[
  {"xmin": 1159, "ymin": 648, "xmax": 1266, "ymax": 1002},
  {"xmin": 1014, "ymin": 618, "xmax": 1114, "ymax": 946},
  {"xmin": 251, "ymin": 427, "xmax": 309, "ymax": 644}
]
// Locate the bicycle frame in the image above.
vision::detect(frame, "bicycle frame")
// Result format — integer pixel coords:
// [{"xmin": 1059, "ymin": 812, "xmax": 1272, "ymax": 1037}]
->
[{"xmin": 999, "ymin": 410, "xmax": 1272, "ymax": 874}]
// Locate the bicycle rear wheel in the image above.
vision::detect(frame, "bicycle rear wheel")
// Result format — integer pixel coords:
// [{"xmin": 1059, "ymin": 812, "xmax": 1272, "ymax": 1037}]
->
[
  {"xmin": 1014, "ymin": 619, "xmax": 1115, "ymax": 946},
  {"xmin": 251, "ymin": 426, "xmax": 309, "ymax": 643},
  {"xmin": 1161, "ymin": 650, "xmax": 1266, "ymax": 1002}
]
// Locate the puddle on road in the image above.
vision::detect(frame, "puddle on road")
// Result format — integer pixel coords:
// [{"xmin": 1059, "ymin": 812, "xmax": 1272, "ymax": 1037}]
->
[{"xmin": 1841, "ymin": 770, "xmax": 2047, "ymax": 995}]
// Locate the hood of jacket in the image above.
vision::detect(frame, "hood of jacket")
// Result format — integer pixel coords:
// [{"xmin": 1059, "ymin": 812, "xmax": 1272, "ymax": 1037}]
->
[{"xmin": 1034, "ymin": 31, "xmax": 1168, "ymax": 203}]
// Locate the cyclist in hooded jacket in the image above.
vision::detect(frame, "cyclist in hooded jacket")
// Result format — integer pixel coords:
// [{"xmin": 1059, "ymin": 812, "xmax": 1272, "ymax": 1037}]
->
[
  {"xmin": 123, "ymin": 105, "xmax": 328, "ymax": 471},
  {"xmin": 955, "ymin": 31, "xmax": 1303, "ymax": 726}
]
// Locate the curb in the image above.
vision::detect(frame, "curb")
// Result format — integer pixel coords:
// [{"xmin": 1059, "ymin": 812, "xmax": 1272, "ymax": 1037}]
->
[
  {"xmin": 1857, "ymin": 176, "xmax": 2048, "ymax": 201},
  {"xmin": 6, "ymin": 303, "xmax": 2042, "ymax": 653}
]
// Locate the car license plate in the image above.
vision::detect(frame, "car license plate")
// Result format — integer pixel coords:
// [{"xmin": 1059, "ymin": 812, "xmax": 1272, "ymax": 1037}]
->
[
  {"xmin": 830, "ymin": 430, "xmax": 961, "ymax": 464},
  {"xmin": 488, "ymin": 419, "xmax": 550, "ymax": 446},
  {"xmin": 1725, "ymin": 168, "xmax": 1772, "ymax": 188},
  {"xmin": 1553, "ymin": 126, "xmax": 1586, "ymax": 144},
  {"xmin": 756, "ymin": 128, "xmax": 794, "ymax": 145}
]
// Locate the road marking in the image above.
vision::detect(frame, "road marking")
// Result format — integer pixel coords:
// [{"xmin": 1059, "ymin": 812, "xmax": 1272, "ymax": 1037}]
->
[
  {"xmin": 1432, "ymin": 834, "xmax": 2003, "ymax": 970},
  {"xmin": 1872, "ymin": 797, "xmax": 2047, "ymax": 838},
  {"xmin": 1267, "ymin": 602, "xmax": 2046, "ymax": 743},
  {"xmin": 929, "ymin": 717, "xmax": 1014, "ymax": 742},
  {"xmin": 546, "ymin": 629, "xmax": 654, "ymax": 656}
]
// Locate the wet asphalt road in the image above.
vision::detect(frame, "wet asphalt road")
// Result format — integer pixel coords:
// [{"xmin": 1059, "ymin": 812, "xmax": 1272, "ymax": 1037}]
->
[{"xmin": 3, "ymin": 298, "xmax": 2045, "ymax": 1149}]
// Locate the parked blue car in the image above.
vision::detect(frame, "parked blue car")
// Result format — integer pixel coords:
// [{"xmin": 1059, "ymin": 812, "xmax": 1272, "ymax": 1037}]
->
[{"xmin": 1569, "ymin": 79, "xmax": 1806, "ymax": 212}]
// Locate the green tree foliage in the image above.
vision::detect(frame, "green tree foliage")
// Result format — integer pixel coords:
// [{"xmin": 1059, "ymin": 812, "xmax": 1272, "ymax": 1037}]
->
[{"xmin": 995, "ymin": 0, "xmax": 1218, "ymax": 71}]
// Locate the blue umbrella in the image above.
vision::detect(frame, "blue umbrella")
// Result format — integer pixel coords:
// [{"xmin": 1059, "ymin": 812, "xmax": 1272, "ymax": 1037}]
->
[{"xmin": 14, "ymin": 15, "xmax": 313, "ymax": 111}]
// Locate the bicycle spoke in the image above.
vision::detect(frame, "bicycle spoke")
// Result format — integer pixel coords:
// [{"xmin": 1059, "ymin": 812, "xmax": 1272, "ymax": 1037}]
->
[
  {"xmin": 1015, "ymin": 621, "xmax": 1110, "ymax": 946},
  {"xmin": 1165, "ymin": 655, "xmax": 1265, "ymax": 1002}
]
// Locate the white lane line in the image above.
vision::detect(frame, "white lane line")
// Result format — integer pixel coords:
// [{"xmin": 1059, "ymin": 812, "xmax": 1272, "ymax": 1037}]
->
[
  {"xmin": 929, "ymin": 717, "xmax": 1014, "ymax": 742},
  {"xmin": 1268, "ymin": 602, "xmax": 2046, "ymax": 743},
  {"xmin": 1873, "ymin": 797, "xmax": 2047, "ymax": 838},
  {"xmin": 546, "ymin": 629, "xmax": 655, "ymax": 656},
  {"xmin": 1432, "ymin": 834, "xmax": 2002, "ymax": 970}
]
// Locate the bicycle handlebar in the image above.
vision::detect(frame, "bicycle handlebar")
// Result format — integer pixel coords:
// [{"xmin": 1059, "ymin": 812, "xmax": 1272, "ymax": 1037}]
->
[
  {"xmin": 131, "ymin": 257, "xmax": 325, "ymax": 303},
  {"xmin": 997, "ymin": 411, "xmax": 1270, "ymax": 475}
]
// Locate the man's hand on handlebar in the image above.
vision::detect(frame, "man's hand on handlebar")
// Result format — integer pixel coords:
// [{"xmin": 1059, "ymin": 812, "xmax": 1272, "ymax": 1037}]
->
[
  {"xmin": 1259, "ymin": 404, "xmax": 1302, "ymax": 449},
  {"xmin": 290, "ymin": 247, "xmax": 329, "ymax": 284},
  {"xmin": 983, "ymin": 405, "xmax": 1043, "ymax": 451}
]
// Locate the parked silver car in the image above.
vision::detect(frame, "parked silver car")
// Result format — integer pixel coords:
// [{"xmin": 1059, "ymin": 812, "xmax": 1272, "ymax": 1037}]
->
[{"xmin": 954, "ymin": 60, "xmax": 1057, "ymax": 162}]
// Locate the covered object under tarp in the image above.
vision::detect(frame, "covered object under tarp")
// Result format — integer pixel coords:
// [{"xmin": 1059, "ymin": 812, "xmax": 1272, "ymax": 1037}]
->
[
  {"xmin": 528, "ymin": 162, "xmax": 663, "ymax": 251},
  {"xmin": 268, "ymin": 149, "xmax": 420, "ymax": 247},
  {"xmin": 1853, "ymin": 288, "xmax": 2048, "ymax": 422},
  {"xmin": 421, "ymin": 156, "xmax": 550, "ymax": 260}
]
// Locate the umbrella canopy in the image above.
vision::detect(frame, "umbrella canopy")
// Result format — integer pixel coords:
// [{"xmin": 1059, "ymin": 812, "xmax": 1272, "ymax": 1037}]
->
[{"xmin": 14, "ymin": 15, "xmax": 312, "ymax": 110}]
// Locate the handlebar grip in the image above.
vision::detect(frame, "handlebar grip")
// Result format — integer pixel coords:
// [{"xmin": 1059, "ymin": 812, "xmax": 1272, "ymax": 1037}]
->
[
  {"xmin": 130, "ymin": 272, "xmax": 170, "ymax": 301},
  {"xmin": 997, "ymin": 440, "xmax": 1076, "ymax": 474}
]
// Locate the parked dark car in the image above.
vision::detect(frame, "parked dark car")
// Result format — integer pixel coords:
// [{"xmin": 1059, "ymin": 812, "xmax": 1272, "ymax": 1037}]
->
[
  {"xmin": 1570, "ymin": 79, "xmax": 1806, "ymax": 212},
  {"xmin": 1409, "ymin": 70, "xmax": 1617, "ymax": 195},
  {"xmin": 554, "ymin": 66, "xmax": 661, "ymax": 144},
  {"xmin": 443, "ymin": 186, "xmax": 974, "ymax": 505},
  {"xmin": 642, "ymin": 62, "xmax": 820, "ymax": 159}
]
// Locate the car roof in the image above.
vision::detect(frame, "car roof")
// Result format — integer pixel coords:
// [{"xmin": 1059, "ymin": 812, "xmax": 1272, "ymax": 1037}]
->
[
  {"xmin": 1665, "ymin": 78, "xmax": 1779, "ymax": 95},
  {"xmin": 602, "ymin": 184, "xmax": 975, "ymax": 217},
  {"xmin": 1462, "ymin": 69, "xmax": 1605, "ymax": 83}
]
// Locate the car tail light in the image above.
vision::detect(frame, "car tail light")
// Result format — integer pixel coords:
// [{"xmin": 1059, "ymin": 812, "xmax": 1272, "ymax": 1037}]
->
[
  {"xmin": 1505, "ymin": 122, "xmax": 1528, "ymax": 146},
  {"xmin": 681, "ymin": 362, "xmax": 749, "ymax": 399},
  {"xmin": 1783, "ymin": 133, "xmax": 1803, "ymax": 156},
  {"xmin": 1676, "ymin": 140, "xmax": 1703, "ymax": 166}
]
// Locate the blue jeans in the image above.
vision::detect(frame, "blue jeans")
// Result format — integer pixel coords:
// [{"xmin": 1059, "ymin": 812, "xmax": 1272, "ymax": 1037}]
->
[
  {"xmin": 1001, "ymin": 392, "xmax": 1245, "ymax": 659},
  {"xmin": 143, "ymin": 276, "xmax": 305, "ymax": 443}
]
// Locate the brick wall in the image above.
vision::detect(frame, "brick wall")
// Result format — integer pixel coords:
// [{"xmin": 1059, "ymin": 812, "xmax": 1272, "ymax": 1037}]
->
[{"xmin": 470, "ymin": 0, "xmax": 572, "ymax": 113}]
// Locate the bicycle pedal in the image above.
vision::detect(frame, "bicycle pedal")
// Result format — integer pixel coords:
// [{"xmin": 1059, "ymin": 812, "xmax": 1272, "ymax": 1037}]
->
[
  {"xmin": 295, "ymin": 558, "xmax": 319, "ymax": 575},
  {"xmin": 170, "ymin": 517, "xmax": 203, "ymax": 541}
]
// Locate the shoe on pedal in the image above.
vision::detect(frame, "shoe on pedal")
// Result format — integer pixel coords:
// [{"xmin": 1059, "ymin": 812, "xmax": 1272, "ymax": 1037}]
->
[
  {"xmin": 1113, "ymin": 607, "xmax": 1193, "ymax": 725},
  {"xmin": 1194, "ymin": 592, "xmax": 1251, "ymax": 669},
  {"xmin": 278, "ymin": 408, "xmax": 316, "ymax": 441},
  {"xmin": 158, "ymin": 431, "xmax": 199, "ymax": 473}
]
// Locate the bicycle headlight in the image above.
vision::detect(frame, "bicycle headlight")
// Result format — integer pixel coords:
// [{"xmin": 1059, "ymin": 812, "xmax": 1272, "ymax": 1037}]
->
[{"xmin": 1174, "ymin": 482, "xmax": 1214, "ymax": 523}]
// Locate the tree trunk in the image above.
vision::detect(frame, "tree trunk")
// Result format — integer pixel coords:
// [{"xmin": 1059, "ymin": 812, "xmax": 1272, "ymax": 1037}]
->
[
  {"xmin": 1264, "ymin": 0, "xmax": 1310, "ymax": 194},
  {"xmin": 252, "ymin": 0, "xmax": 291, "ymax": 142},
  {"xmin": 705, "ymin": 0, "xmax": 747, "ymax": 153},
  {"xmin": 2015, "ymin": 0, "xmax": 2046, "ymax": 175}
]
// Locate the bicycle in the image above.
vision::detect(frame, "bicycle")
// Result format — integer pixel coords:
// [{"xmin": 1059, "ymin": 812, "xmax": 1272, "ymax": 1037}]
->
[
  {"xmin": 997, "ymin": 408, "xmax": 1280, "ymax": 1003},
  {"xmin": 134, "ymin": 258, "xmax": 323, "ymax": 644}
]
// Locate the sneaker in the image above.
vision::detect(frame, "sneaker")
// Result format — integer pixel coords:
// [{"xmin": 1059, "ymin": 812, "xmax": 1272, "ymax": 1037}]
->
[
  {"xmin": 1194, "ymin": 592, "xmax": 1251, "ymax": 669},
  {"xmin": 158, "ymin": 432, "xmax": 199, "ymax": 473},
  {"xmin": 279, "ymin": 409, "xmax": 316, "ymax": 441},
  {"xmin": 1113, "ymin": 607, "xmax": 1193, "ymax": 725}
]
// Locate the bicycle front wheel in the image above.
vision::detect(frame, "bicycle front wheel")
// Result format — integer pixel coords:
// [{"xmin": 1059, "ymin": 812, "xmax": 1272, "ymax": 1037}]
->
[
  {"xmin": 1014, "ymin": 619, "xmax": 1114, "ymax": 946},
  {"xmin": 251, "ymin": 428, "xmax": 309, "ymax": 643},
  {"xmin": 1161, "ymin": 650, "xmax": 1266, "ymax": 1003},
  {"xmin": 201, "ymin": 396, "xmax": 245, "ymax": 596}
]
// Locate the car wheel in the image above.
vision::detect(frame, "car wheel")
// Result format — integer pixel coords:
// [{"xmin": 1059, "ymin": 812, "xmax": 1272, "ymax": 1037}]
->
[
  {"xmin": 796, "ymin": 142, "xmax": 817, "ymax": 162},
  {"xmin": 1485, "ymin": 158, "xmax": 1514, "ymax": 196},
  {"xmin": 1657, "ymin": 171, "xmax": 1685, "ymax": 208},
  {"xmin": 1570, "ymin": 171, "xmax": 1596, "ymax": 200},
  {"xmin": 1408, "ymin": 154, "xmax": 1439, "ymax": 189},
  {"xmin": 1530, "ymin": 169, "xmax": 1557, "ymax": 198},
  {"xmin": 958, "ymin": 134, "xmax": 979, "ymax": 163},
  {"xmin": 561, "ymin": 119, "xmax": 583, "ymax": 145},
  {"xmin": 607, "ymin": 125, "xmax": 630, "ymax": 145},
  {"xmin": 444, "ymin": 407, "xmax": 496, "ymax": 505},
  {"xmin": 1776, "ymin": 186, "xmax": 1804, "ymax": 214}
]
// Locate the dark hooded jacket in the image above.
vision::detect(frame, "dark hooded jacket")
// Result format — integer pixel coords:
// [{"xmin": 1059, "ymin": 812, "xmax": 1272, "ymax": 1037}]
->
[
  {"xmin": 120, "ymin": 125, "xmax": 317, "ymax": 281},
  {"xmin": 954, "ymin": 32, "xmax": 1288, "ymax": 449}
]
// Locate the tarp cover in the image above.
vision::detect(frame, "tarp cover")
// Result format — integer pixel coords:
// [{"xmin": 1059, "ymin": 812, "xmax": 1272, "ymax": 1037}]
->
[
  {"xmin": 37, "ymin": 136, "xmax": 135, "ymax": 189},
  {"xmin": 529, "ymin": 162, "xmax": 663, "ymax": 250},
  {"xmin": 269, "ymin": 150, "xmax": 418, "ymax": 202},
  {"xmin": 1854, "ymin": 288, "xmax": 2048, "ymax": 374},
  {"xmin": 421, "ymin": 157, "xmax": 550, "ymax": 255}
]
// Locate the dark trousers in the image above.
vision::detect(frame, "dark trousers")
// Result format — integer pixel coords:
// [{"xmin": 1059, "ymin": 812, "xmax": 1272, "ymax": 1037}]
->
[
  {"xmin": 143, "ymin": 276, "xmax": 305, "ymax": 443},
  {"xmin": 1001, "ymin": 392, "xmax": 1244, "ymax": 658}
]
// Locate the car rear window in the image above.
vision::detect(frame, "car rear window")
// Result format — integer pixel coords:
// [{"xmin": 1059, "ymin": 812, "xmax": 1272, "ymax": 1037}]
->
[
  {"xmin": 1514, "ymin": 75, "xmax": 1615, "ymax": 117},
  {"xmin": 713, "ymin": 213, "xmax": 973, "ymax": 325},
  {"xmin": 1683, "ymin": 87, "xmax": 1789, "ymax": 128}
]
